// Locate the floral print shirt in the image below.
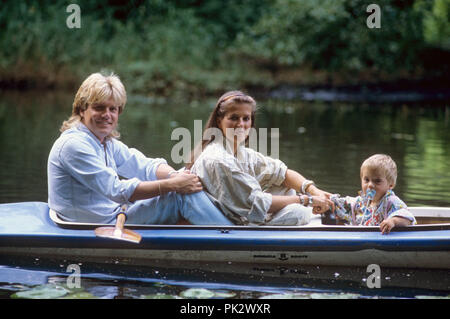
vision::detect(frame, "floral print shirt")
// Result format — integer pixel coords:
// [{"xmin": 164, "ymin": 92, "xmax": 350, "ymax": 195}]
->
[{"xmin": 330, "ymin": 190, "xmax": 416, "ymax": 226}]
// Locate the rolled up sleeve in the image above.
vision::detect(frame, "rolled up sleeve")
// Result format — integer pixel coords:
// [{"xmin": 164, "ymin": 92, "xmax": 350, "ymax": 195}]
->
[
  {"xmin": 387, "ymin": 192, "xmax": 417, "ymax": 225},
  {"xmin": 253, "ymin": 152, "xmax": 288, "ymax": 187},
  {"xmin": 387, "ymin": 196, "xmax": 417, "ymax": 224},
  {"xmin": 113, "ymin": 140, "xmax": 167, "ymax": 181},
  {"xmin": 389, "ymin": 208, "xmax": 417, "ymax": 224}
]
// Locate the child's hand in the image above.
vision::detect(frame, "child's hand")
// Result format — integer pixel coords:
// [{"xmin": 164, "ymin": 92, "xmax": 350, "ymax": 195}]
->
[
  {"xmin": 380, "ymin": 216, "xmax": 412, "ymax": 234},
  {"xmin": 379, "ymin": 218, "xmax": 396, "ymax": 234}
]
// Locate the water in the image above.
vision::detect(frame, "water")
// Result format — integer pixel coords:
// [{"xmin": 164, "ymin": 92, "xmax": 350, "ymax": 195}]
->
[
  {"xmin": 1, "ymin": 255, "xmax": 449, "ymax": 300},
  {"xmin": 0, "ymin": 90, "xmax": 449, "ymax": 299}
]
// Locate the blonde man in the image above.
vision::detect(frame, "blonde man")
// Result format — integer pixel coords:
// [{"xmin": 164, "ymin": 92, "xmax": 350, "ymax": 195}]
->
[
  {"xmin": 317, "ymin": 154, "xmax": 416, "ymax": 234},
  {"xmin": 48, "ymin": 72, "xmax": 232, "ymax": 225}
]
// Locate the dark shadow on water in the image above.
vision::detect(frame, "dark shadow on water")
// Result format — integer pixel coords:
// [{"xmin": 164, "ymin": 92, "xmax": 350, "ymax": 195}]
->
[{"xmin": 1, "ymin": 255, "xmax": 448, "ymax": 299}]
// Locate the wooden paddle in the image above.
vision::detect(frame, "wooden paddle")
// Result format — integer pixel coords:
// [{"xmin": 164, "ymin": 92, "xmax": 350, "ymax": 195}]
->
[{"xmin": 95, "ymin": 205, "xmax": 142, "ymax": 243}]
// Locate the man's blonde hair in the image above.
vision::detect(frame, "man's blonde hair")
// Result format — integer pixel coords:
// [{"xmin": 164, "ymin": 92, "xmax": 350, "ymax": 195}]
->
[
  {"xmin": 60, "ymin": 72, "xmax": 127, "ymax": 138},
  {"xmin": 360, "ymin": 154, "xmax": 397, "ymax": 187}
]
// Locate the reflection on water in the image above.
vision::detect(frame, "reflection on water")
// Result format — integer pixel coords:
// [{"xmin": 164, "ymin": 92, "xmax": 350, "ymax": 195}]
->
[
  {"xmin": 0, "ymin": 90, "xmax": 449, "ymax": 299},
  {"xmin": 403, "ymin": 118, "xmax": 450, "ymax": 205}
]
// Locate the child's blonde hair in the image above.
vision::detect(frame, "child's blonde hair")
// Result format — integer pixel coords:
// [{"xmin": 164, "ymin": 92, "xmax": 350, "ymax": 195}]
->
[{"xmin": 360, "ymin": 154, "xmax": 397, "ymax": 187}]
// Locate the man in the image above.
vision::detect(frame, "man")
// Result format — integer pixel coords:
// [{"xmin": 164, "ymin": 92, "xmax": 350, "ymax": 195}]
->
[{"xmin": 48, "ymin": 72, "xmax": 232, "ymax": 225}]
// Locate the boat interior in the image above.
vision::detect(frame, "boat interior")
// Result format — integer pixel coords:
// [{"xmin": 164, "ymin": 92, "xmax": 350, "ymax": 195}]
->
[{"xmin": 49, "ymin": 207, "xmax": 450, "ymax": 231}]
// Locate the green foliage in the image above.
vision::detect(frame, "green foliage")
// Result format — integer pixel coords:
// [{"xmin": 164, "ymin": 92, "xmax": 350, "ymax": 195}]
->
[
  {"xmin": 0, "ymin": 0, "xmax": 448, "ymax": 93},
  {"xmin": 419, "ymin": 0, "xmax": 450, "ymax": 49},
  {"xmin": 0, "ymin": 0, "xmax": 271, "ymax": 92},
  {"xmin": 234, "ymin": 0, "xmax": 428, "ymax": 73}
]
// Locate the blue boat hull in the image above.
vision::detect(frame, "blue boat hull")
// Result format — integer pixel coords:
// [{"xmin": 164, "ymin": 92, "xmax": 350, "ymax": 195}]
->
[{"xmin": 0, "ymin": 202, "xmax": 449, "ymax": 269}]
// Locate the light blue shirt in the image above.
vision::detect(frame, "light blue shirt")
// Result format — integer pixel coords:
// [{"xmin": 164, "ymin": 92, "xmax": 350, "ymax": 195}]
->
[{"xmin": 47, "ymin": 123, "xmax": 167, "ymax": 223}]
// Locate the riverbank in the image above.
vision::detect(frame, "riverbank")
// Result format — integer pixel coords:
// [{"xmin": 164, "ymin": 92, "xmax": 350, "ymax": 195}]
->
[
  {"xmin": 2, "ymin": 68, "xmax": 449, "ymax": 104},
  {"xmin": 263, "ymin": 77, "xmax": 450, "ymax": 104}
]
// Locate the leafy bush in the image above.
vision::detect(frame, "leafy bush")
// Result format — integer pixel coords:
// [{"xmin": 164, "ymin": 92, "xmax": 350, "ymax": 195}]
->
[
  {"xmin": 234, "ymin": 0, "xmax": 428, "ymax": 74},
  {"xmin": 0, "ymin": 0, "xmax": 448, "ymax": 93}
]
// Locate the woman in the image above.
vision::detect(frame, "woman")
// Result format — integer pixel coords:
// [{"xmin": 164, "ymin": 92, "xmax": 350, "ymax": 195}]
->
[{"xmin": 185, "ymin": 91, "xmax": 334, "ymax": 226}]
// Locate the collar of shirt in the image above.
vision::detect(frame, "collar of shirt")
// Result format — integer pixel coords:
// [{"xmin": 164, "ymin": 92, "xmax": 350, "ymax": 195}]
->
[
  {"xmin": 73, "ymin": 122, "xmax": 112, "ymax": 147},
  {"xmin": 211, "ymin": 138, "xmax": 246, "ymax": 158},
  {"xmin": 356, "ymin": 189, "xmax": 395, "ymax": 223}
]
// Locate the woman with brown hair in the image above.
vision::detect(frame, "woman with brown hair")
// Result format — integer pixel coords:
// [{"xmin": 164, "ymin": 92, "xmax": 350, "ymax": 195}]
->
[{"xmin": 186, "ymin": 91, "xmax": 334, "ymax": 226}]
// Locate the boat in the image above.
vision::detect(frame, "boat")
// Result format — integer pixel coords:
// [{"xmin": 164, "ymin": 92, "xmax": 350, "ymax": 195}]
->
[{"xmin": 0, "ymin": 201, "xmax": 449, "ymax": 269}]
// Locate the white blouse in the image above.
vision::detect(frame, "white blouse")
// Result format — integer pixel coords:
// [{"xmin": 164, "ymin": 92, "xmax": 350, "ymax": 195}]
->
[{"xmin": 191, "ymin": 140, "xmax": 288, "ymax": 225}]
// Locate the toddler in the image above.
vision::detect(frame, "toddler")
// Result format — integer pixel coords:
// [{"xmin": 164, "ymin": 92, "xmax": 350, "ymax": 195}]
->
[{"xmin": 323, "ymin": 154, "xmax": 416, "ymax": 234}]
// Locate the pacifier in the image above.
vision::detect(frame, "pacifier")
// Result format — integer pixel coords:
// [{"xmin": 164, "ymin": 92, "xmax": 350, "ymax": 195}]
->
[{"xmin": 365, "ymin": 188, "xmax": 376, "ymax": 200}]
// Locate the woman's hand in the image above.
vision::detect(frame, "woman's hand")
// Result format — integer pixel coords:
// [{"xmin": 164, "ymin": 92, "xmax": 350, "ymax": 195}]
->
[
  {"xmin": 308, "ymin": 186, "xmax": 334, "ymax": 214},
  {"xmin": 311, "ymin": 196, "xmax": 335, "ymax": 214},
  {"xmin": 308, "ymin": 185, "xmax": 332, "ymax": 199}
]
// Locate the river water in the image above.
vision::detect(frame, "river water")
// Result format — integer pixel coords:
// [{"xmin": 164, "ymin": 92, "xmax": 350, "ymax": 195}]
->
[{"xmin": 0, "ymin": 90, "xmax": 449, "ymax": 299}]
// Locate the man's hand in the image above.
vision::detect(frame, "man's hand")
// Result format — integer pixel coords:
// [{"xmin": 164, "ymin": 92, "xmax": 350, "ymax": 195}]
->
[
  {"xmin": 129, "ymin": 170, "xmax": 203, "ymax": 201},
  {"xmin": 170, "ymin": 170, "xmax": 203, "ymax": 194}
]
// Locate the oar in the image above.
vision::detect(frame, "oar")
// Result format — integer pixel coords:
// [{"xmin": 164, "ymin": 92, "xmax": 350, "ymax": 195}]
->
[{"xmin": 95, "ymin": 205, "xmax": 142, "ymax": 243}]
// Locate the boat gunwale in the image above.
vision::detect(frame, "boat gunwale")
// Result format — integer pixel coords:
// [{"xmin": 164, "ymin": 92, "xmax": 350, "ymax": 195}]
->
[{"xmin": 49, "ymin": 209, "xmax": 450, "ymax": 232}]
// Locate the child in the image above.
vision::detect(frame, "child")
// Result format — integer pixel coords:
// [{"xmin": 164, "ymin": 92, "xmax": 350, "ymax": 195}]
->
[{"xmin": 323, "ymin": 154, "xmax": 416, "ymax": 234}]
